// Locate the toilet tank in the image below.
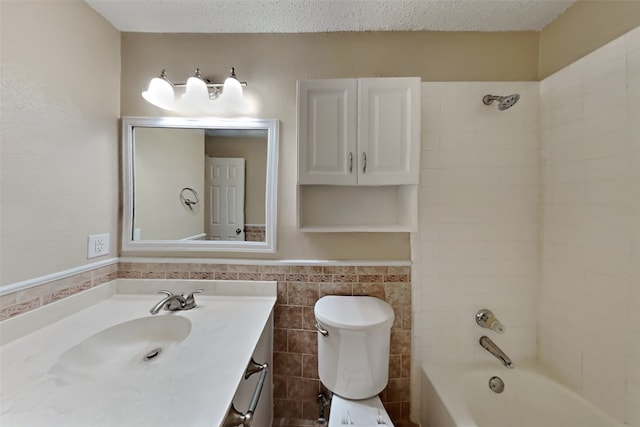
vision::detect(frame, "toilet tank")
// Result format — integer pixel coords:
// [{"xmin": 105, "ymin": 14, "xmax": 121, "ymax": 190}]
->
[{"xmin": 314, "ymin": 296, "xmax": 395, "ymax": 399}]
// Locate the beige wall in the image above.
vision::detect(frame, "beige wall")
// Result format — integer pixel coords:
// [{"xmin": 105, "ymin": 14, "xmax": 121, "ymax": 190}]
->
[
  {"xmin": 539, "ymin": 0, "xmax": 640, "ymax": 78},
  {"xmin": 121, "ymin": 31, "xmax": 539, "ymax": 261},
  {"xmin": 134, "ymin": 128, "xmax": 205, "ymax": 240},
  {"xmin": 0, "ymin": 1, "xmax": 120, "ymax": 286}
]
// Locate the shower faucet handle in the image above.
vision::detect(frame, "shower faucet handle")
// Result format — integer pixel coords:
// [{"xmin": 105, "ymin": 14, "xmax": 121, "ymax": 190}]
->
[{"xmin": 475, "ymin": 309, "xmax": 506, "ymax": 334}]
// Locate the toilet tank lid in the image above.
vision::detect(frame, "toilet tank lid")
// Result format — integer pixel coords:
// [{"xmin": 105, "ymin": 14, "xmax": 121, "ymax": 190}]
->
[{"xmin": 314, "ymin": 296, "xmax": 395, "ymax": 330}]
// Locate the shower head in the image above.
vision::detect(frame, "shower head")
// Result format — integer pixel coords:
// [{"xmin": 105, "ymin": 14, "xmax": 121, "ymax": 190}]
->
[{"xmin": 482, "ymin": 94, "xmax": 520, "ymax": 111}]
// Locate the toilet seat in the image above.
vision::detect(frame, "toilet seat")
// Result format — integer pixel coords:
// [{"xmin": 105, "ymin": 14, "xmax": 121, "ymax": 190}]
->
[{"xmin": 328, "ymin": 395, "xmax": 394, "ymax": 427}]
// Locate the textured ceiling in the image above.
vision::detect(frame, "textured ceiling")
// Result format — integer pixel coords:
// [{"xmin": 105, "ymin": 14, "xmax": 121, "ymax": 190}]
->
[{"xmin": 85, "ymin": 0, "xmax": 576, "ymax": 33}]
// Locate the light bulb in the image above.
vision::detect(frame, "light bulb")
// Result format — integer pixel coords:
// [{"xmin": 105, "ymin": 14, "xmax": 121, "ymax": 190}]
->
[
  {"xmin": 212, "ymin": 76, "xmax": 250, "ymax": 114},
  {"xmin": 141, "ymin": 77, "xmax": 176, "ymax": 111},
  {"xmin": 181, "ymin": 76, "xmax": 210, "ymax": 113}
]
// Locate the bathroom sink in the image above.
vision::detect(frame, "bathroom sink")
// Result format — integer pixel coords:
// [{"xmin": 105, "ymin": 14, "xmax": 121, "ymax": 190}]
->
[{"xmin": 49, "ymin": 315, "xmax": 191, "ymax": 382}]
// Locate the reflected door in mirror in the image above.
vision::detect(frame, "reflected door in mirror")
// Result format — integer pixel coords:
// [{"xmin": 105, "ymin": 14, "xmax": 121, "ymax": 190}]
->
[{"xmin": 206, "ymin": 157, "xmax": 245, "ymax": 241}]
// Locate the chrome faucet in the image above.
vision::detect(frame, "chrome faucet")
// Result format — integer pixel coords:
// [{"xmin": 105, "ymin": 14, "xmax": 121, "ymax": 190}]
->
[
  {"xmin": 479, "ymin": 336, "xmax": 514, "ymax": 369},
  {"xmin": 149, "ymin": 289, "xmax": 203, "ymax": 315},
  {"xmin": 476, "ymin": 309, "xmax": 506, "ymax": 333}
]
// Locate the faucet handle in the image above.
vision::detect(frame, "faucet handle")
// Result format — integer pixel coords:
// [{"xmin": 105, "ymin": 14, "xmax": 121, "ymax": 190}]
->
[
  {"xmin": 476, "ymin": 309, "xmax": 506, "ymax": 334},
  {"xmin": 158, "ymin": 290, "xmax": 173, "ymax": 297},
  {"xmin": 183, "ymin": 289, "xmax": 204, "ymax": 309}
]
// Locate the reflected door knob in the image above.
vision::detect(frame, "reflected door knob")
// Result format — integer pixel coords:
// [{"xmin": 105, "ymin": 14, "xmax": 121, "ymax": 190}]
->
[{"xmin": 236, "ymin": 228, "xmax": 242, "ymax": 235}]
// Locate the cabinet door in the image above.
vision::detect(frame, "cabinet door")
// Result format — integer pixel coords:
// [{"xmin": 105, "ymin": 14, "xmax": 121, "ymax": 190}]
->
[
  {"xmin": 357, "ymin": 77, "xmax": 421, "ymax": 185},
  {"xmin": 297, "ymin": 79, "xmax": 357, "ymax": 185}
]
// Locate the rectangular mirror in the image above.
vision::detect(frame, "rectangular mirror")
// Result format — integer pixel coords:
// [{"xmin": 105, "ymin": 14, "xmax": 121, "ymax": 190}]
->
[{"xmin": 122, "ymin": 117, "xmax": 278, "ymax": 253}]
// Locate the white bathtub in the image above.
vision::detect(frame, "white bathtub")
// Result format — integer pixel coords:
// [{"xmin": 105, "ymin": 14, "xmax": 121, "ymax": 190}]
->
[{"xmin": 420, "ymin": 362, "xmax": 624, "ymax": 427}]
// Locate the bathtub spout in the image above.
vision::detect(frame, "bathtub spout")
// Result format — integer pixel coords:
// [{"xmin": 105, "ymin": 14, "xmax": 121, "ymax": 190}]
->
[{"xmin": 479, "ymin": 336, "xmax": 514, "ymax": 368}]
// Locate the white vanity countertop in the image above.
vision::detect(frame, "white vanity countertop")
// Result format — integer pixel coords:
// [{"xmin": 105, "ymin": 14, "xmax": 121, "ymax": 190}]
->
[{"xmin": 0, "ymin": 279, "xmax": 277, "ymax": 427}]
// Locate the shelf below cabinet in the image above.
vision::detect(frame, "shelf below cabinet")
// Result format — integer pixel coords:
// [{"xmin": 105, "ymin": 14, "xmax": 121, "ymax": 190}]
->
[{"xmin": 297, "ymin": 185, "xmax": 417, "ymax": 232}]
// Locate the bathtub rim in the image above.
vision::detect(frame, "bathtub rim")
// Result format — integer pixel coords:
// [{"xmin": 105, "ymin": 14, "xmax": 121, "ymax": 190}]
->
[{"xmin": 420, "ymin": 360, "xmax": 625, "ymax": 427}]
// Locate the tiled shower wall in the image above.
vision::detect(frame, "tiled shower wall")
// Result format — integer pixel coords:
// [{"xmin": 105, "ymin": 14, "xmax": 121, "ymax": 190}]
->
[
  {"xmin": 411, "ymin": 81, "xmax": 540, "ymax": 419},
  {"xmin": 0, "ymin": 261, "xmax": 412, "ymax": 426},
  {"xmin": 539, "ymin": 26, "xmax": 640, "ymax": 425}
]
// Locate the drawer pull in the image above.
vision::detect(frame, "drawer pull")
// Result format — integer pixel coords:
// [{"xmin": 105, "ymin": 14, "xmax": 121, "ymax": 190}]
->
[
  {"xmin": 223, "ymin": 359, "xmax": 269, "ymax": 427},
  {"xmin": 244, "ymin": 358, "xmax": 267, "ymax": 380}
]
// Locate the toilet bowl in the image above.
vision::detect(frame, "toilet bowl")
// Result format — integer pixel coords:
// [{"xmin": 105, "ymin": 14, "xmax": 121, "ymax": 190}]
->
[{"xmin": 314, "ymin": 295, "xmax": 396, "ymax": 427}]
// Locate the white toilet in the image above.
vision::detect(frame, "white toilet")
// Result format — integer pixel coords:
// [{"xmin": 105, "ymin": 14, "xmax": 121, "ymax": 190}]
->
[{"xmin": 314, "ymin": 295, "xmax": 396, "ymax": 427}]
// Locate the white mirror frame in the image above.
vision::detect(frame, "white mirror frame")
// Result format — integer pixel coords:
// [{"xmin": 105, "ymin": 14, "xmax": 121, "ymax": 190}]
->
[{"xmin": 122, "ymin": 116, "xmax": 279, "ymax": 253}]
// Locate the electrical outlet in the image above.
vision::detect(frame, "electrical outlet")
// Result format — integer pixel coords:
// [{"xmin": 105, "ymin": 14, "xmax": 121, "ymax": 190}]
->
[{"xmin": 88, "ymin": 233, "xmax": 110, "ymax": 259}]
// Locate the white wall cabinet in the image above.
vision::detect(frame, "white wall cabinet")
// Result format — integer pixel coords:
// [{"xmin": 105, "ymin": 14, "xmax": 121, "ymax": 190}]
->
[
  {"xmin": 297, "ymin": 77, "xmax": 421, "ymax": 232},
  {"xmin": 297, "ymin": 79, "xmax": 358, "ymax": 185},
  {"xmin": 298, "ymin": 77, "xmax": 420, "ymax": 185}
]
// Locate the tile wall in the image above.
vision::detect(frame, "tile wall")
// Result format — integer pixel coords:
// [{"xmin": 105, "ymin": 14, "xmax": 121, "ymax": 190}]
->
[
  {"xmin": 0, "ymin": 264, "xmax": 118, "ymax": 321},
  {"xmin": 411, "ymin": 81, "xmax": 540, "ymax": 419},
  {"xmin": 267, "ymin": 264, "xmax": 412, "ymax": 426},
  {"xmin": 244, "ymin": 225, "xmax": 266, "ymax": 242},
  {"xmin": 0, "ymin": 261, "xmax": 412, "ymax": 426},
  {"xmin": 539, "ymin": 26, "xmax": 640, "ymax": 425}
]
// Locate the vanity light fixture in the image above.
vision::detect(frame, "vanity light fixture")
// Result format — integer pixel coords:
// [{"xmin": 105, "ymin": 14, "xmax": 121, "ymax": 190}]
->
[{"xmin": 141, "ymin": 67, "xmax": 249, "ymax": 115}]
